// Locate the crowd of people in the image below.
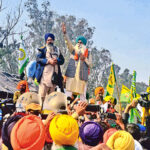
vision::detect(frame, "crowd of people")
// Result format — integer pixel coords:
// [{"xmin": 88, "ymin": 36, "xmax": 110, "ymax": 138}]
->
[{"xmin": 0, "ymin": 23, "xmax": 150, "ymax": 150}]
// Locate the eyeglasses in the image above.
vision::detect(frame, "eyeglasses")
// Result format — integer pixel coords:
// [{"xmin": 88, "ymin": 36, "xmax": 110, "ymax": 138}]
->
[{"xmin": 78, "ymin": 41, "xmax": 83, "ymax": 44}]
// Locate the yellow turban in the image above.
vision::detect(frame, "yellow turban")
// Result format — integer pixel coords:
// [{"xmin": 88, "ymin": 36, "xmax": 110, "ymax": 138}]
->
[
  {"xmin": 104, "ymin": 96, "xmax": 115, "ymax": 104},
  {"xmin": 106, "ymin": 130, "xmax": 135, "ymax": 150},
  {"xmin": 94, "ymin": 87, "xmax": 104, "ymax": 96},
  {"xmin": 25, "ymin": 103, "xmax": 41, "ymax": 111},
  {"xmin": 49, "ymin": 114, "xmax": 79, "ymax": 146}
]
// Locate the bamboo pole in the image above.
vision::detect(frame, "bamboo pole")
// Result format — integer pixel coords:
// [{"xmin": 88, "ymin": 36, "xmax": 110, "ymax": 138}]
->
[{"xmin": 115, "ymin": 80, "xmax": 122, "ymax": 115}]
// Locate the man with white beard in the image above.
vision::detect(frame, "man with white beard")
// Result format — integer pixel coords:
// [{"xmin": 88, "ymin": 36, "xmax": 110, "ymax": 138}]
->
[
  {"xmin": 35, "ymin": 33, "xmax": 64, "ymax": 107},
  {"xmin": 62, "ymin": 23, "xmax": 91, "ymax": 101}
]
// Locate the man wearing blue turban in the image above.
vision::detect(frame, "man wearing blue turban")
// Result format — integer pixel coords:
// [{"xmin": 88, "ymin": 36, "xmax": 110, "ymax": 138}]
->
[
  {"xmin": 34, "ymin": 33, "xmax": 64, "ymax": 105},
  {"xmin": 62, "ymin": 23, "xmax": 92, "ymax": 101}
]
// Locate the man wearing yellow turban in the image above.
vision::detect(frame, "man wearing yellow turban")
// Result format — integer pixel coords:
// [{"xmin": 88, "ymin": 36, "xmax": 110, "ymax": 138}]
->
[
  {"xmin": 106, "ymin": 130, "xmax": 135, "ymax": 150},
  {"xmin": 49, "ymin": 114, "xmax": 79, "ymax": 150}
]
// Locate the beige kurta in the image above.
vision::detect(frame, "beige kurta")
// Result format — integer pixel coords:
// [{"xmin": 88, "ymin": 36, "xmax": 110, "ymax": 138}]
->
[
  {"xmin": 40, "ymin": 45, "xmax": 58, "ymax": 88},
  {"xmin": 64, "ymin": 34, "xmax": 90, "ymax": 94}
]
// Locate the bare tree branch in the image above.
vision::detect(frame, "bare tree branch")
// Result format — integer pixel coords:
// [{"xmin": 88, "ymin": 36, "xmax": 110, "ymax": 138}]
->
[
  {"xmin": 0, "ymin": 0, "xmax": 6, "ymax": 12},
  {"xmin": 0, "ymin": 0, "xmax": 23, "ymax": 43},
  {"xmin": 0, "ymin": 0, "xmax": 2, "ymax": 12}
]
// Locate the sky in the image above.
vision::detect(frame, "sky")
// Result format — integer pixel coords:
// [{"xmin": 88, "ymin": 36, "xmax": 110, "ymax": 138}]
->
[{"xmin": 1, "ymin": 0, "xmax": 150, "ymax": 84}]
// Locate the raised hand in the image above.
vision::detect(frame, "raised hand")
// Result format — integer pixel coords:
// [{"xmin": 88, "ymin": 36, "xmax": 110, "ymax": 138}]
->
[{"xmin": 75, "ymin": 101, "xmax": 88, "ymax": 116}]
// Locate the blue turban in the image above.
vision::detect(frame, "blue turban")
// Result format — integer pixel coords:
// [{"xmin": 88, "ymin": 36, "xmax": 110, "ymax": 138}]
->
[
  {"xmin": 79, "ymin": 121, "xmax": 103, "ymax": 146},
  {"xmin": 45, "ymin": 33, "xmax": 55, "ymax": 42},
  {"xmin": 137, "ymin": 124, "xmax": 146, "ymax": 132},
  {"xmin": 76, "ymin": 36, "xmax": 87, "ymax": 45},
  {"xmin": 2, "ymin": 115, "xmax": 23, "ymax": 150}
]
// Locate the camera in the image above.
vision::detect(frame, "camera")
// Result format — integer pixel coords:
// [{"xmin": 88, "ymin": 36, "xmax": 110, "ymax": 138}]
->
[
  {"xmin": 85, "ymin": 105, "xmax": 101, "ymax": 112},
  {"xmin": 138, "ymin": 92, "xmax": 150, "ymax": 108},
  {"xmin": 0, "ymin": 99, "xmax": 15, "ymax": 117}
]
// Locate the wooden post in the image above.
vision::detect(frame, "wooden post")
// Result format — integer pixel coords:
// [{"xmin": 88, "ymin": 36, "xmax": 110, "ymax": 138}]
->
[{"xmin": 115, "ymin": 81, "xmax": 122, "ymax": 115}]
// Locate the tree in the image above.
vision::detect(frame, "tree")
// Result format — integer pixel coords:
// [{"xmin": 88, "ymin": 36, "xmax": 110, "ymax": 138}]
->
[
  {"xmin": 88, "ymin": 48, "xmax": 112, "ymax": 96},
  {"xmin": 24, "ymin": 0, "xmax": 54, "ymax": 59},
  {"xmin": 0, "ymin": 0, "xmax": 23, "ymax": 74}
]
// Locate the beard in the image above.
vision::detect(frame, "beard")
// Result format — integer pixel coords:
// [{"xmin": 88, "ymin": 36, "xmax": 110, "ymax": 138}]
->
[{"xmin": 46, "ymin": 43, "xmax": 54, "ymax": 53}]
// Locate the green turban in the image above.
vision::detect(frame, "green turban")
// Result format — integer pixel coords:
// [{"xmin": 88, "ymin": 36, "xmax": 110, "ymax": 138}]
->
[{"xmin": 76, "ymin": 36, "xmax": 87, "ymax": 45}]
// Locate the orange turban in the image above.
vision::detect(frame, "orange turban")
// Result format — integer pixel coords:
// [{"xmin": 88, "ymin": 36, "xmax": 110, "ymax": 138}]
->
[
  {"xmin": 94, "ymin": 87, "xmax": 104, "ymax": 96},
  {"xmin": 11, "ymin": 115, "xmax": 45, "ymax": 150},
  {"xmin": 89, "ymin": 98, "xmax": 95, "ymax": 104},
  {"xmin": 17, "ymin": 80, "xmax": 29, "ymax": 92},
  {"xmin": 49, "ymin": 114, "xmax": 79, "ymax": 146}
]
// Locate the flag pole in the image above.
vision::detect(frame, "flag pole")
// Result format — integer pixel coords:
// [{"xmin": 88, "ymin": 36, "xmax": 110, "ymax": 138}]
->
[{"xmin": 115, "ymin": 78, "xmax": 122, "ymax": 115}]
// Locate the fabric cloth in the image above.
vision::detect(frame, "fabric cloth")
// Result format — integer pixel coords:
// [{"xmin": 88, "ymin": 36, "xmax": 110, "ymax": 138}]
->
[
  {"xmin": 139, "ymin": 136, "xmax": 150, "ymax": 149},
  {"xmin": 134, "ymin": 140, "xmax": 143, "ymax": 150},
  {"xmin": 40, "ymin": 44, "xmax": 58, "ymax": 87},
  {"xmin": 35, "ymin": 46, "xmax": 64, "ymax": 87},
  {"xmin": 26, "ymin": 60, "xmax": 37, "ymax": 78},
  {"xmin": 2, "ymin": 115, "xmax": 23, "ymax": 150},
  {"xmin": 137, "ymin": 123, "xmax": 146, "ymax": 132},
  {"xmin": 11, "ymin": 115, "xmax": 45, "ymax": 150},
  {"xmin": 43, "ymin": 91, "xmax": 67, "ymax": 112},
  {"xmin": 45, "ymin": 33, "xmax": 55, "ymax": 41},
  {"xmin": 78, "ymin": 141, "xmax": 93, "ymax": 150},
  {"xmin": 79, "ymin": 121, "xmax": 103, "ymax": 146},
  {"xmin": 51, "ymin": 143, "xmax": 77, "ymax": 150},
  {"xmin": 49, "ymin": 114, "xmax": 79, "ymax": 146},
  {"xmin": 94, "ymin": 87, "xmax": 104, "ymax": 96},
  {"xmin": 25, "ymin": 103, "xmax": 41, "ymax": 111},
  {"xmin": 75, "ymin": 36, "xmax": 87, "ymax": 45},
  {"xmin": 89, "ymin": 98, "xmax": 95, "ymax": 104},
  {"xmin": 13, "ymin": 91, "xmax": 21, "ymax": 103},
  {"xmin": 16, "ymin": 80, "xmax": 29, "ymax": 92},
  {"xmin": 103, "ymin": 128, "xmax": 117, "ymax": 143},
  {"xmin": 39, "ymin": 83, "xmax": 55, "ymax": 98},
  {"xmin": 16, "ymin": 92, "xmax": 41, "ymax": 112},
  {"xmin": 45, "ymin": 121, "xmax": 53, "ymax": 143},
  {"xmin": 106, "ymin": 130, "xmax": 135, "ymax": 150},
  {"xmin": 57, "ymin": 146, "xmax": 77, "ymax": 150}
]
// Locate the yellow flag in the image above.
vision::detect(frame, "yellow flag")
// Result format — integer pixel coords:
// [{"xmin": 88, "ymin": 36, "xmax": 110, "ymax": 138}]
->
[
  {"xmin": 106, "ymin": 63, "xmax": 116, "ymax": 96},
  {"xmin": 120, "ymin": 85, "xmax": 130, "ymax": 102},
  {"xmin": 146, "ymin": 87, "xmax": 150, "ymax": 93},
  {"xmin": 121, "ymin": 85, "xmax": 130, "ymax": 94},
  {"xmin": 120, "ymin": 84, "xmax": 141, "ymax": 102}
]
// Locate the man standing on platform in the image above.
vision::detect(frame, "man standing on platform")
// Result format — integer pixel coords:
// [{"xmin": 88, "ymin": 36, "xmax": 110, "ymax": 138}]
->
[
  {"xmin": 62, "ymin": 23, "xmax": 91, "ymax": 101},
  {"xmin": 35, "ymin": 33, "xmax": 64, "ymax": 106}
]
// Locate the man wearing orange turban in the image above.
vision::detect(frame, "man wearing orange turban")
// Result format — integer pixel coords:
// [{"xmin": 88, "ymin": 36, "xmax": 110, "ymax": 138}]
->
[
  {"xmin": 11, "ymin": 115, "xmax": 45, "ymax": 150},
  {"xmin": 13, "ymin": 80, "xmax": 29, "ymax": 104},
  {"xmin": 94, "ymin": 87, "xmax": 109, "ymax": 112},
  {"xmin": 94, "ymin": 87, "xmax": 104, "ymax": 97}
]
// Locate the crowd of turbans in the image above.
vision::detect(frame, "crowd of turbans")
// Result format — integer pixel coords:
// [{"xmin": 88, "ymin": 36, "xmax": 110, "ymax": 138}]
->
[{"xmin": 0, "ymin": 80, "xmax": 150, "ymax": 150}]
